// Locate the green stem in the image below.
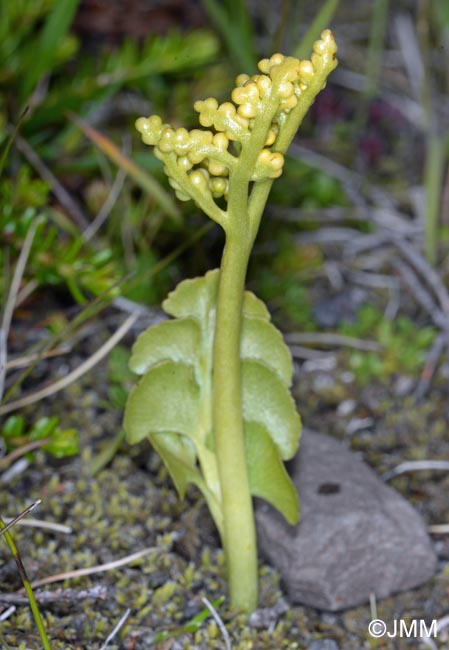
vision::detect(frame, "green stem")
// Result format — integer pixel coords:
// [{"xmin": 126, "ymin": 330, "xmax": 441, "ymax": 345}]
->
[
  {"xmin": 212, "ymin": 224, "xmax": 257, "ymax": 612},
  {"xmin": 212, "ymin": 100, "xmax": 276, "ymax": 609},
  {"xmin": 0, "ymin": 517, "xmax": 51, "ymax": 650}
]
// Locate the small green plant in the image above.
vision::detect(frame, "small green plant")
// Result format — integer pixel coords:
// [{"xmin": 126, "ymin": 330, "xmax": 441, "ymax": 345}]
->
[
  {"xmin": 0, "ymin": 170, "xmax": 121, "ymax": 304},
  {"xmin": 339, "ymin": 305, "xmax": 437, "ymax": 384},
  {"xmin": 1, "ymin": 415, "xmax": 79, "ymax": 464},
  {"xmin": 124, "ymin": 30, "xmax": 338, "ymax": 612}
]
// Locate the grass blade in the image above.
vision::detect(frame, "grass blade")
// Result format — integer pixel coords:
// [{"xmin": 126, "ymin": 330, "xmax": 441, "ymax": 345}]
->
[
  {"xmin": 364, "ymin": 0, "xmax": 390, "ymax": 100},
  {"xmin": 0, "ymin": 514, "xmax": 51, "ymax": 650},
  {"xmin": 21, "ymin": 0, "xmax": 80, "ymax": 103},
  {"xmin": 0, "ymin": 108, "xmax": 28, "ymax": 177},
  {"xmin": 70, "ymin": 113, "xmax": 181, "ymax": 223},
  {"xmin": 424, "ymin": 133, "xmax": 446, "ymax": 265},
  {"xmin": 201, "ymin": 0, "xmax": 256, "ymax": 71},
  {"xmin": 293, "ymin": 0, "xmax": 340, "ymax": 59}
]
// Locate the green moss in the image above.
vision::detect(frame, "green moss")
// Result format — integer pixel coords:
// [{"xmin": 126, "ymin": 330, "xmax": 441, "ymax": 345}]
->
[{"xmin": 152, "ymin": 581, "xmax": 178, "ymax": 606}]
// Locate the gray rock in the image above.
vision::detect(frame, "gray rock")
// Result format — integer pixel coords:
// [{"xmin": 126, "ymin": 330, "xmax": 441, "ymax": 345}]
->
[{"xmin": 256, "ymin": 429, "xmax": 437, "ymax": 611}]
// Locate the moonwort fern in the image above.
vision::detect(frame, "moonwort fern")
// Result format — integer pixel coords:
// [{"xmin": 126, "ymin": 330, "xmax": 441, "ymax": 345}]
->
[{"xmin": 124, "ymin": 30, "xmax": 338, "ymax": 612}]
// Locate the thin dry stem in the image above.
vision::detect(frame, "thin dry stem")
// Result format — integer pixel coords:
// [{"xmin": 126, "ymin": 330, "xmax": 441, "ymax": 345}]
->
[
  {"xmin": 99, "ymin": 608, "xmax": 131, "ymax": 650},
  {"xmin": 0, "ymin": 221, "xmax": 38, "ymax": 401},
  {"xmin": 29, "ymin": 546, "xmax": 161, "ymax": 590},
  {"xmin": 0, "ymin": 312, "xmax": 139, "ymax": 415}
]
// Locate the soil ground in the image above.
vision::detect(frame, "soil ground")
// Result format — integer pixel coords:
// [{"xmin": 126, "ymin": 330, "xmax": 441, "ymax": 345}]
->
[{"xmin": 2, "ymin": 287, "xmax": 449, "ymax": 649}]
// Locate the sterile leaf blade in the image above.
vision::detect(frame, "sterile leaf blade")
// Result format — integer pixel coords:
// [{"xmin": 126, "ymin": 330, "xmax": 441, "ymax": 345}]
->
[
  {"xmin": 242, "ymin": 360, "xmax": 301, "ymax": 460},
  {"xmin": 241, "ymin": 317, "xmax": 293, "ymax": 386},
  {"xmin": 162, "ymin": 269, "xmax": 219, "ymax": 323},
  {"xmin": 129, "ymin": 318, "xmax": 201, "ymax": 375},
  {"xmin": 242, "ymin": 290, "xmax": 270, "ymax": 320},
  {"xmin": 245, "ymin": 421, "xmax": 299, "ymax": 525},
  {"xmin": 124, "ymin": 361, "xmax": 200, "ymax": 444},
  {"xmin": 150, "ymin": 432, "xmax": 199, "ymax": 498}
]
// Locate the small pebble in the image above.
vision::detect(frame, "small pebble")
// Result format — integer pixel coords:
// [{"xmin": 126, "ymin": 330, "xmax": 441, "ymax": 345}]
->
[
  {"xmin": 249, "ymin": 597, "xmax": 289, "ymax": 629},
  {"xmin": 313, "ymin": 373, "xmax": 335, "ymax": 392},
  {"xmin": 345, "ymin": 417, "xmax": 373, "ymax": 436},
  {"xmin": 439, "ymin": 362, "xmax": 449, "ymax": 378},
  {"xmin": 307, "ymin": 640, "xmax": 339, "ymax": 650},
  {"xmin": 394, "ymin": 375, "xmax": 415, "ymax": 397},
  {"xmin": 320, "ymin": 613, "xmax": 339, "ymax": 625},
  {"xmin": 336, "ymin": 399, "xmax": 356, "ymax": 417},
  {"xmin": 302, "ymin": 357, "xmax": 337, "ymax": 372}
]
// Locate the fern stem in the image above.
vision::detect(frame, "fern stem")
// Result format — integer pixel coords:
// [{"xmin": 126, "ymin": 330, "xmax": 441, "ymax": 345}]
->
[{"xmin": 213, "ymin": 225, "xmax": 257, "ymax": 612}]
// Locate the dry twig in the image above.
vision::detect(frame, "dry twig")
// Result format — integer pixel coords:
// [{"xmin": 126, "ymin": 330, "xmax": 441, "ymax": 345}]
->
[
  {"xmin": 285, "ymin": 331, "xmax": 382, "ymax": 352},
  {"xmin": 391, "ymin": 259, "xmax": 448, "ymax": 331},
  {"xmin": 83, "ymin": 167, "xmax": 127, "ymax": 243},
  {"xmin": 99, "ymin": 608, "xmax": 131, "ymax": 650},
  {"xmin": 12, "ymin": 131, "xmax": 89, "ymax": 229},
  {"xmin": 0, "ymin": 312, "xmax": 139, "ymax": 416},
  {"xmin": 201, "ymin": 597, "xmax": 232, "ymax": 650},
  {"xmin": 6, "ymin": 346, "xmax": 71, "ymax": 371},
  {"xmin": 0, "ymin": 501, "xmax": 42, "ymax": 537},
  {"xmin": 383, "ymin": 460, "xmax": 449, "ymax": 481},
  {"xmin": 29, "ymin": 546, "xmax": 161, "ymax": 590},
  {"xmin": 0, "ymin": 585, "xmax": 107, "ymax": 605},
  {"xmin": 0, "ymin": 439, "xmax": 52, "ymax": 470},
  {"xmin": 3, "ymin": 518, "xmax": 72, "ymax": 534},
  {"xmin": 394, "ymin": 238, "xmax": 449, "ymax": 316},
  {"xmin": 0, "ymin": 221, "xmax": 38, "ymax": 402},
  {"xmin": 0, "ymin": 605, "xmax": 16, "ymax": 622},
  {"xmin": 413, "ymin": 332, "xmax": 447, "ymax": 400}
]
